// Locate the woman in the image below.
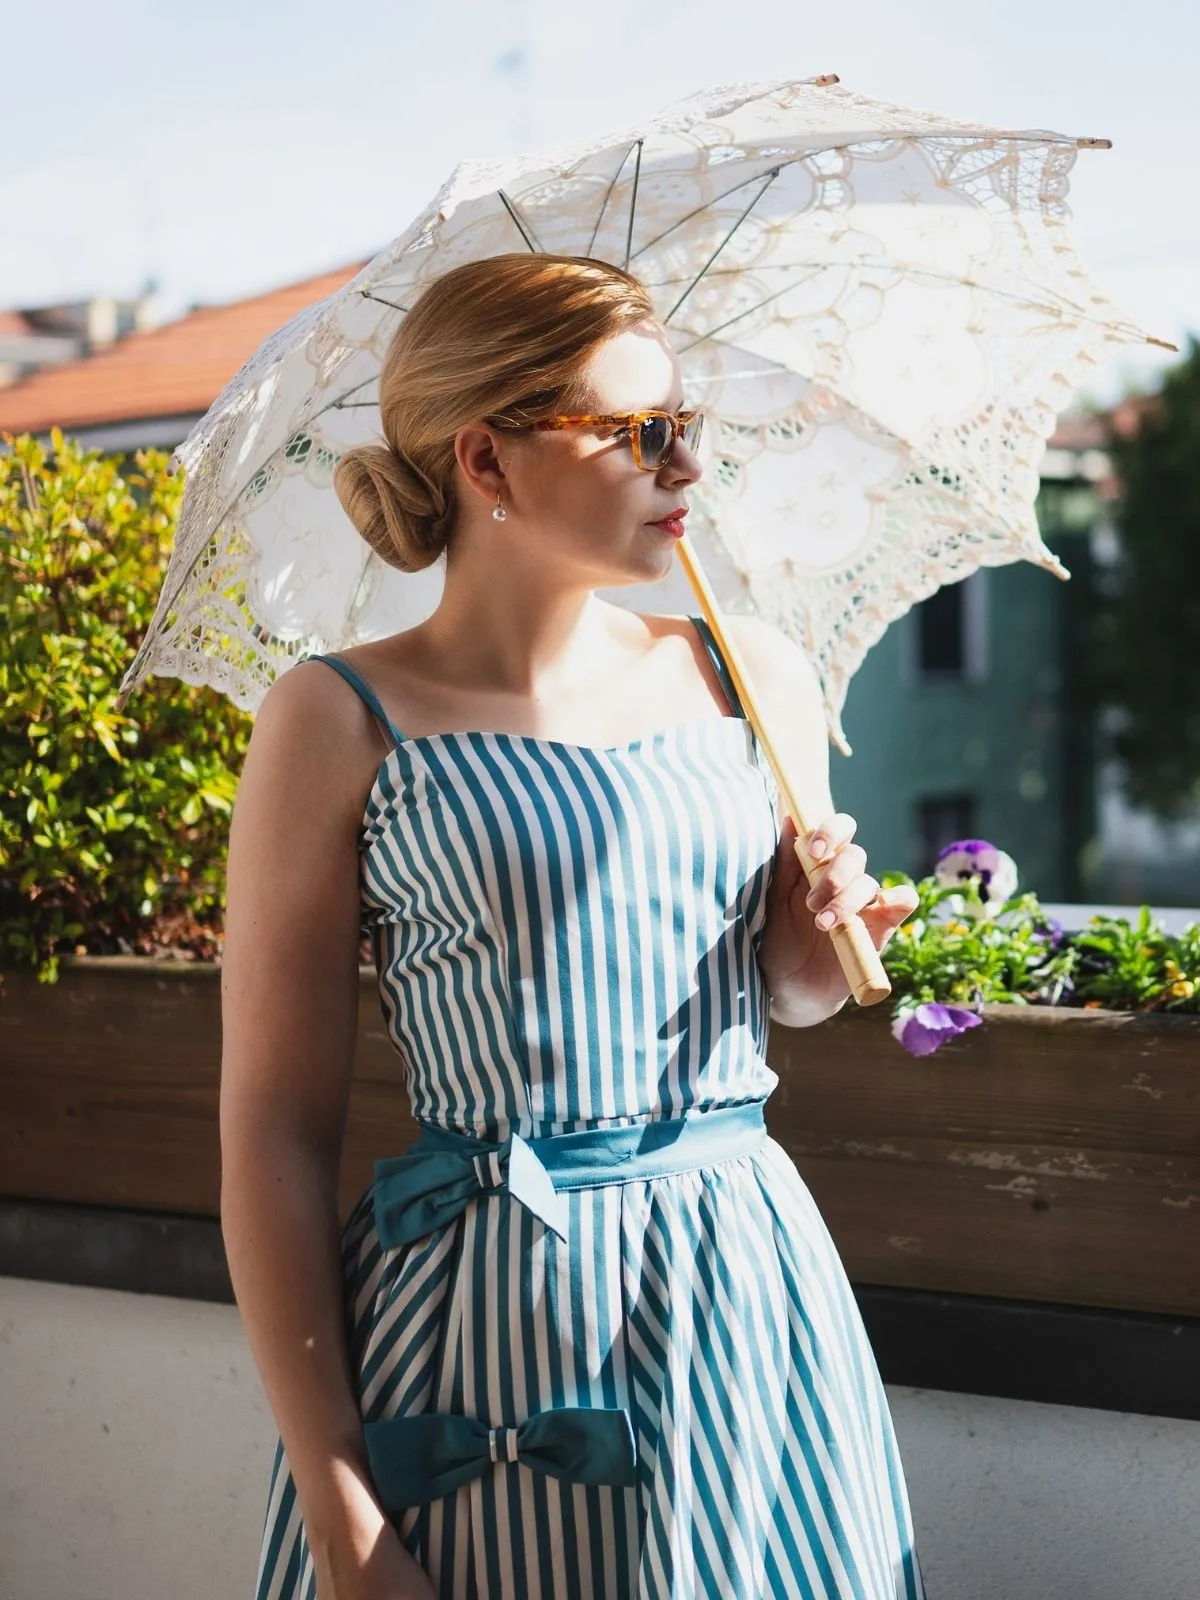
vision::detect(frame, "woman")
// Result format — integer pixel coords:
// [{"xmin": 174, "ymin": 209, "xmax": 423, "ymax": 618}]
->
[{"xmin": 221, "ymin": 252, "xmax": 925, "ymax": 1600}]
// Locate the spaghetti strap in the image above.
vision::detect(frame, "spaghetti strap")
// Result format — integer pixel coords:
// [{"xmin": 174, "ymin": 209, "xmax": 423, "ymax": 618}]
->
[
  {"xmin": 305, "ymin": 653, "xmax": 403, "ymax": 747},
  {"xmin": 690, "ymin": 613, "xmax": 746, "ymax": 719}
]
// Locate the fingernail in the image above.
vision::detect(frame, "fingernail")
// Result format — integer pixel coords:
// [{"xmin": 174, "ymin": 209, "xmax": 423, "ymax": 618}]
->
[
  {"xmin": 815, "ymin": 908, "xmax": 836, "ymax": 930},
  {"xmin": 810, "ymin": 838, "xmax": 827, "ymax": 859}
]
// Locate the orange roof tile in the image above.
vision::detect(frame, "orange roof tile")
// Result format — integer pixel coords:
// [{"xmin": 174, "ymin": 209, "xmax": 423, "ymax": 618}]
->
[
  {"xmin": 0, "ymin": 260, "xmax": 371, "ymax": 437},
  {"xmin": 0, "ymin": 309, "xmax": 36, "ymax": 338},
  {"xmin": 1047, "ymin": 412, "xmax": 1110, "ymax": 451}
]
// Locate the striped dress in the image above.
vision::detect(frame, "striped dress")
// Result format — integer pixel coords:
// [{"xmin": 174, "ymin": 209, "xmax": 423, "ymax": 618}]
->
[{"xmin": 255, "ymin": 614, "xmax": 926, "ymax": 1600}]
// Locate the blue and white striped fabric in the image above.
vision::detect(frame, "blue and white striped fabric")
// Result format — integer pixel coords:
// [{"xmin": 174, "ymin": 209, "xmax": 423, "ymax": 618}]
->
[{"xmin": 255, "ymin": 614, "xmax": 926, "ymax": 1599}]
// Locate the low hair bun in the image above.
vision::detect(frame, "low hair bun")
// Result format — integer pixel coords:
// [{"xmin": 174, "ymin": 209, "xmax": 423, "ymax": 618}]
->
[{"xmin": 333, "ymin": 443, "xmax": 452, "ymax": 573}]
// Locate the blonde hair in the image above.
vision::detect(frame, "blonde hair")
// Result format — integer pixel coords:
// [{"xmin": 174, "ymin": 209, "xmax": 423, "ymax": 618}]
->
[{"xmin": 333, "ymin": 254, "xmax": 658, "ymax": 573}]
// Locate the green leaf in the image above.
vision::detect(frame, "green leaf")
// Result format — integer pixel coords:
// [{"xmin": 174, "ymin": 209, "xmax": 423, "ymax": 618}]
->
[{"xmin": 92, "ymin": 717, "xmax": 122, "ymax": 763}]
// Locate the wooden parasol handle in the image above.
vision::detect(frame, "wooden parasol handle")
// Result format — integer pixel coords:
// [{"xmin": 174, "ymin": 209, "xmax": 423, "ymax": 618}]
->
[{"xmin": 675, "ymin": 536, "xmax": 891, "ymax": 1008}]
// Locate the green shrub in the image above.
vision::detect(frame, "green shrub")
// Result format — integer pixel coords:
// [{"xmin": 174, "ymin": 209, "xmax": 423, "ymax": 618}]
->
[{"xmin": 0, "ymin": 429, "xmax": 251, "ymax": 981}]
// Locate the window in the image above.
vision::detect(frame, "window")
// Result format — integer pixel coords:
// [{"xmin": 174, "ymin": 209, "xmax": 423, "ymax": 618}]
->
[
  {"xmin": 916, "ymin": 794, "xmax": 977, "ymax": 880},
  {"xmin": 910, "ymin": 571, "xmax": 988, "ymax": 683},
  {"xmin": 918, "ymin": 582, "xmax": 965, "ymax": 674}
]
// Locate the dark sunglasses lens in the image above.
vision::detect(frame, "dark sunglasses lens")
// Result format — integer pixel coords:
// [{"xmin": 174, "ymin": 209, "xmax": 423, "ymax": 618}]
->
[
  {"xmin": 637, "ymin": 415, "xmax": 673, "ymax": 468},
  {"xmin": 683, "ymin": 412, "xmax": 704, "ymax": 452}
]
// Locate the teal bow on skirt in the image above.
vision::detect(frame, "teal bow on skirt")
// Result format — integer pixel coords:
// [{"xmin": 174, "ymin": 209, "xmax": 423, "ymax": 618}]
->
[{"xmin": 364, "ymin": 1407, "xmax": 638, "ymax": 1510}]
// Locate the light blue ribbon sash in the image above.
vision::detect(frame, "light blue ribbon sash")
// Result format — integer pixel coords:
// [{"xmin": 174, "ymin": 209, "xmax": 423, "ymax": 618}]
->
[
  {"xmin": 372, "ymin": 1097, "xmax": 768, "ymax": 1250},
  {"xmin": 364, "ymin": 1406, "xmax": 638, "ymax": 1511}
]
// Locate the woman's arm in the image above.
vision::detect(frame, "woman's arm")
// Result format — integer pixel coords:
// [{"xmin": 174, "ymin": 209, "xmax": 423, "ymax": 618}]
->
[
  {"xmin": 724, "ymin": 616, "xmax": 917, "ymax": 1026},
  {"xmin": 219, "ymin": 662, "xmax": 432, "ymax": 1596}
]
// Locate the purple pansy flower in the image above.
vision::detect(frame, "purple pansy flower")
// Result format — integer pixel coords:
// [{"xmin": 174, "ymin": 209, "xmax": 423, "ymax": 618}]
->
[
  {"xmin": 891, "ymin": 1002, "xmax": 983, "ymax": 1057},
  {"xmin": 1031, "ymin": 915, "xmax": 1065, "ymax": 950},
  {"xmin": 934, "ymin": 838, "xmax": 1019, "ymax": 918}
]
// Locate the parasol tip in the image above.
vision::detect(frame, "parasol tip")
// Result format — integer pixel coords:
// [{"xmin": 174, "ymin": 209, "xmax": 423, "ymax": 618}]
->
[
  {"xmin": 813, "ymin": 74, "xmax": 840, "ymax": 86},
  {"xmin": 1146, "ymin": 334, "xmax": 1180, "ymax": 353},
  {"xmin": 114, "ymin": 663, "xmax": 144, "ymax": 713}
]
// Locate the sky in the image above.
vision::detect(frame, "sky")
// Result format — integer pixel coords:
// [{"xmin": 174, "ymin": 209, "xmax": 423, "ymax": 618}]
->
[{"xmin": 3, "ymin": 0, "xmax": 1195, "ymax": 405}]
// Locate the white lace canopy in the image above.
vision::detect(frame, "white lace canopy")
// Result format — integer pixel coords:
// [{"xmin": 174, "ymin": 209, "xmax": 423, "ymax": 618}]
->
[{"xmin": 117, "ymin": 74, "xmax": 1163, "ymax": 753}]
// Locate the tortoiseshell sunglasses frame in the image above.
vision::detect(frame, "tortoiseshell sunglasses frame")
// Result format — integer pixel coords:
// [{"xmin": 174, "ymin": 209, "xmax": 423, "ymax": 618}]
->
[{"xmin": 523, "ymin": 408, "xmax": 705, "ymax": 471}]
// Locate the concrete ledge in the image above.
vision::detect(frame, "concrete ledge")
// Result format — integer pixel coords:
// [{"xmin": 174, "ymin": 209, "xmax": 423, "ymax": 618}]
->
[
  {"xmin": 856, "ymin": 1284, "xmax": 1200, "ymax": 1423},
  {"xmin": 0, "ymin": 1197, "xmax": 232, "ymax": 1303}
]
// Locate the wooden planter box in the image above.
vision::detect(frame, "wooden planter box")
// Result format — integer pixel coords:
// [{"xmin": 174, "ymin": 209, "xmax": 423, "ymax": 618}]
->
[
  {"xmin": 769, "ymin": 1004, "xmax": 1200, "ymax": 1318},
  {"xmin": 3, "ymin": 958, "xmax": 1198, "ymax": 1317},
  {"xmin": 0, "ymin": 958, "xmax": 416, "ymax": 1224}
]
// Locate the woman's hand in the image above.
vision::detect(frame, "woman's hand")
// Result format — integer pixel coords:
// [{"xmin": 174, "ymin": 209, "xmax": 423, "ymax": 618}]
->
[{"xmin": 759, "ymin": 811, "xmax": 919, "ymax": 1025}]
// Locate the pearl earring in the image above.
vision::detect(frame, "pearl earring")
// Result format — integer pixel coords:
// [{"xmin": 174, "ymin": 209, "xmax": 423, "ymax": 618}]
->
[{"xmin": 492, "ymin": 493, "xmax": 507, "ymax": 523}]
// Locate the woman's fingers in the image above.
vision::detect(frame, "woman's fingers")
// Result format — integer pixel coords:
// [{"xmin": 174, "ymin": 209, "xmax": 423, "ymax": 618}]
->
[
  {"xmin": 808, "ymin": 872, "xmax": 881, "ymax": 930},
  {"xmin": 793, "ymin": 812, "xmax": 909, "ymax": 934},
  {"xmin": 859, "ymin": 882, "xmax": 921, "ymax": 948},
  {"xmin": 797, "ymin": 811, "xmax": 919, "ymax": 934},
  {"xmin": 816, "ymin": 881, "xmax": 919, "ymax": 933},
  {"xmin": 801, "ymin": 814, "xmax": 862, "ymax": 928},
  {"xmin": 804, "ymin": 841, "xmax": 867, "ymax": 910},
  {"xmin": 805, "ymin": 813, "xmax": 857, "ymax": 863}
]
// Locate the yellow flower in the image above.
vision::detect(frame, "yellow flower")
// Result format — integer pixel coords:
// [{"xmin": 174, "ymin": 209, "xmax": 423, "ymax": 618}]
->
[{"xmin": 1170, "ymin": 979, "xmax": 1195, "ymax": 999}]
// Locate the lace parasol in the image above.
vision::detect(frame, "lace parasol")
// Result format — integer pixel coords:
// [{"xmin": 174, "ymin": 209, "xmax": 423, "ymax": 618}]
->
[{"xmin": 116, "ymin": 73, "xmax": 1168, "ymax": 755}]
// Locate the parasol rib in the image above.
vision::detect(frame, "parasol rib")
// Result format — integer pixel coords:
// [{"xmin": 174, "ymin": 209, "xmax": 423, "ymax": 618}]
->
[
  {"xmin": 663, "ymin": 168, "xmax": 782, "ymax": 324},
  {"xmin": 672, "ymin": 278, "xmax": 820, "ymax": 355},
  {"xmin": 632, "ymin": 163, "xmax": 790, "ymax": 263},
  {"xmin": 498, "ymin": 191, "xmax": 544, "ymax": 253},
  {"xmin": 670, "ymin": 256, "xmax": 1165, "ymax": 353},
  {"xmin": 358, "ymin": 291, "xmax": 412, "ymax": 314},
  {"xmin": 622, "ymin": 140, "xmax": 644, "ymax": 271},
  {"xmin": 586, "ymin": 140, "xmax": 640, "ymax": 259}
]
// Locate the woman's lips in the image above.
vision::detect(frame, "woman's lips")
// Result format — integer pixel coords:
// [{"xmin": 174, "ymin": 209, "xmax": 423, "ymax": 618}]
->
[{"xmin": 650, "ymin": 509, "xmax": 688, "ymax": 538}]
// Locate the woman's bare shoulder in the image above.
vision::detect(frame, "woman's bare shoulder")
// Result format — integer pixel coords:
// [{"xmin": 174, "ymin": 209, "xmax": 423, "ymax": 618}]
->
[
  {"xmin": 240, "ymin": 657, "xmax": 391, "ymax": 828},
  {"xmin": 255, "ymin": 654, "xmax": 367, "ymax": 750}
]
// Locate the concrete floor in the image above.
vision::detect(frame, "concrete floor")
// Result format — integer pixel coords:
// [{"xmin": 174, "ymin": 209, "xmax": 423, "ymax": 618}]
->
[{"xmin": 2, "ymin": 1275, "xmax": 1198, "ymax": 1599}]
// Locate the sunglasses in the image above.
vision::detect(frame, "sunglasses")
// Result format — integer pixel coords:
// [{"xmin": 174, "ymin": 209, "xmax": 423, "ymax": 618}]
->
[{"xmin": 519, "ymin": 408, "xmax": 706, "ymax": 471}]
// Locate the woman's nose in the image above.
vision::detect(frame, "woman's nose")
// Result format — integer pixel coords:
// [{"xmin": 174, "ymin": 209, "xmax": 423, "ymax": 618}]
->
[{"xmin": 660, "ymin": 440, "xmax": 703, "ymax": 487}]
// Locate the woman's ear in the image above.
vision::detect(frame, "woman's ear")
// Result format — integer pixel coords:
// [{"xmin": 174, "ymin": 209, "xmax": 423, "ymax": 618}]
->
[{"xmin": 454, "ymin": 423, "xmax": 507, "ymax": 510}]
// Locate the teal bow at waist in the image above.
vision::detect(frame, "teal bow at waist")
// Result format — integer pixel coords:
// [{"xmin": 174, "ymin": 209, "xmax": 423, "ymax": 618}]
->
[
  {"xmin": 372, "ymin": 1098, "xmax": 768, "ymax": 1250},
  {"xmin": 364, "ymin": 1406, "xmax": 637, "ymax": 1511}
]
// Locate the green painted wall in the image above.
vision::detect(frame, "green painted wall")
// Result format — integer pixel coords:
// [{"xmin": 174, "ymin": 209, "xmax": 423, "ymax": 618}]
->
[{"xmin": 830, "ymin": 559, "xmax": 1072, "ymax": 901}]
